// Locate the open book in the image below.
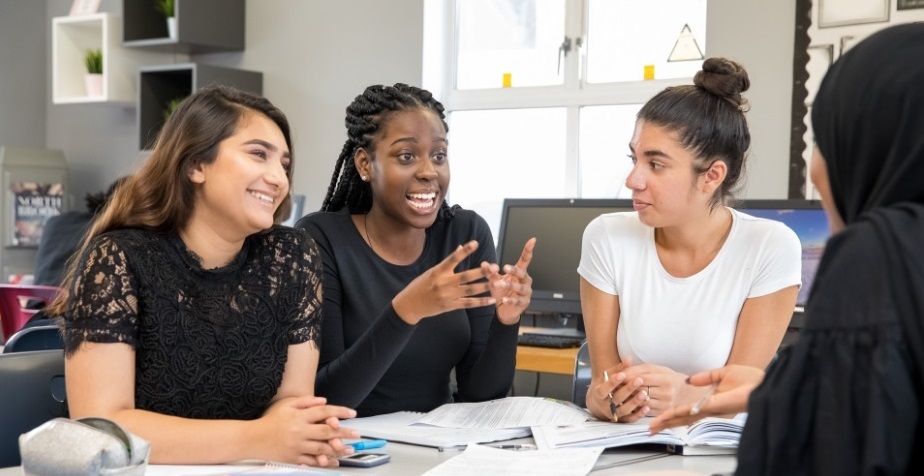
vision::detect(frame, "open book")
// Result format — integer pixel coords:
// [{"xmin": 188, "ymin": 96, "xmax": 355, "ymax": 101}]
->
[
  {"xmin": 531, "ymin": 416, "xmax": 745, "ymax": 456},
  {"xmin": 340, "ymin": 411, "xmax": 530, "ymax": 449}
]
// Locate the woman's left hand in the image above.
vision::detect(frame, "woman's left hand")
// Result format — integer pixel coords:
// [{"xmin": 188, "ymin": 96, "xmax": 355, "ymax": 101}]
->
[
  {"xmin": 620, "ymin": 363, "xmax": 687, "ymax": 416},
  {"xmin": 482, "ymin": 237, "xmax": 536, "ymax": 325}
]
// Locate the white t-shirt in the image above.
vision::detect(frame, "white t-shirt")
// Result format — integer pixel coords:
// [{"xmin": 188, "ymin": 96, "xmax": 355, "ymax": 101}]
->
[{"xmin": 577, "ymin": 208, "xmax": 802, "ymax": 376}]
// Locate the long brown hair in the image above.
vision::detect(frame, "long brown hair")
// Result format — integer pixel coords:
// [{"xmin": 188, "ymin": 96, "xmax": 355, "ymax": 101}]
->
[{"xmin": 48, "ymin": 84, "xmax": 294, "ymax": 315}]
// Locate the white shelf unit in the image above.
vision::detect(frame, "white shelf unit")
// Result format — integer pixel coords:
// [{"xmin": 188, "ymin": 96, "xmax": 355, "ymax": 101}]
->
[{"xmin": 52, "ymin": 13, "xmax": 167, "ymax": 104}]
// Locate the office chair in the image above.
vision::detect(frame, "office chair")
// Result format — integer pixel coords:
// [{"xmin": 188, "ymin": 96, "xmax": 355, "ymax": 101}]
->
[
  {"xmin": 0, "ymin": 284, "xmax": 60, "ymax": 343},
  {"xmin": 571, "ymin": 341, "xmax": 591, "ymax": 408},
  {"xmin": 0, "ymin": 350, "xmax": 67, "ymax": 468},
  {"xmin": 2, "ymin": 325, "xmax": 64, "ymax": 354}
]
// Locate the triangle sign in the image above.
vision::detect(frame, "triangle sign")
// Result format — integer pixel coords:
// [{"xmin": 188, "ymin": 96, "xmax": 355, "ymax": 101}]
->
[{"xmin": 668, "ymin": 24, "xmax": 704, "ymax": 62}]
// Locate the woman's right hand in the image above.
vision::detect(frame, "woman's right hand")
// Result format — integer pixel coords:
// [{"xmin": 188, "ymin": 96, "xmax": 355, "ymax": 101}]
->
[
  {"xmin": 392, "ymin": 240, "xmax": 498, "ymax": 324},
  {"xmin": 648, "ymin": 365, "xmax": 764, "ymax": 433},
  {"xmin": 586, "ymin": 359, "xmax": 650, "ymax": 423},
  {"xmin": 254, "ymin": 396, "xmax": 359, "ymax": 466}
]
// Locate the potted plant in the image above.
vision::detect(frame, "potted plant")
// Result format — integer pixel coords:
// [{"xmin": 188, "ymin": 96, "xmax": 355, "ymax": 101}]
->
[
  {"xmin": 162, "ymin": 97, "xmax": 184, "ymax": 121},
  {"xmin": 84, "ymin": 48, "xmax": 103, "ymax": 97},
  {"xmin": 155, "ymin": 0, "xmax": 177, "ymax": 39}
]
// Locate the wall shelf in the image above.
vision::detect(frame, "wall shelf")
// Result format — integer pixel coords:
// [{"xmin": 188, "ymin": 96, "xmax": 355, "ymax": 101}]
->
[
  {"xmin": 123, "ymin": 0, "xmax": 246, "ymax": 54},
  {"xmin": 52, "ymin": 13, "xmax": 165, "ymax": 104},
  {"xmin": 138, "ymin": 63, "xmax": 263, "ymax": 150}
]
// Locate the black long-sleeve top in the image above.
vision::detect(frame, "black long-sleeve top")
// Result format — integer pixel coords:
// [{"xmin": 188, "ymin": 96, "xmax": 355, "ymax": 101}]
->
[{"xmin": 296, "ymin": 208, "xmax": 519, "ymax": 416}]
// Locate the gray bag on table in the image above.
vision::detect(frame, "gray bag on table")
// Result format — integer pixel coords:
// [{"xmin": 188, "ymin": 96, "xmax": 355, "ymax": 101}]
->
[{"xmin": 18, "ymin": 417, "xmax": 150, "ymax": 475}]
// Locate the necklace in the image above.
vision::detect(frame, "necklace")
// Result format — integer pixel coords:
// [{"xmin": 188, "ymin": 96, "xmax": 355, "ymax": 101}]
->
[{"xmin": 363, "ymin": 213, "xmax": 375, "ymax": 250}]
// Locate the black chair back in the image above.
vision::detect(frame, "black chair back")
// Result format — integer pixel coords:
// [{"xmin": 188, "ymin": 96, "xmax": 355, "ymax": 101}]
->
[
  {"xmin": 0, "ymin": 350, "xmax": 67, "ymax": 468},
  {"xmin": 2, "ymin": 325, "xmax": 64, "ymax": 354}
]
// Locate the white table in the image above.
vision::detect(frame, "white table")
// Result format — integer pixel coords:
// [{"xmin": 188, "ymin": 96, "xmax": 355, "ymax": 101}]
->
[{"xmin": 0, "ymin": 439, "xmax": 736, "ymax": 475}]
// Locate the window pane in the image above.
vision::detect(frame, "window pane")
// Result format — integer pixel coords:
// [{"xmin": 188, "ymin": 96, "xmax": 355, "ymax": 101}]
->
[
  {"xmin": 448, "ymin": 108, "xmax": 567, "ymax": 241},
  {"xmin": 586, "ymin": 0, "xmax": 706, "ymax": 83},
  {"xmin": 579, "ymin": 104, "xmax": 642, "ymax": 198},
  {"xmin": 456, "ymin": 0, "xmax": 566, "ymax": 90}
]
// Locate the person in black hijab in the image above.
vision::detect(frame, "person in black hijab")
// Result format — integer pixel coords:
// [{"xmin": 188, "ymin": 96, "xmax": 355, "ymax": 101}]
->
[{"xmin": 650, "ymin": 23, "xmax": 924, "ymax": 474}]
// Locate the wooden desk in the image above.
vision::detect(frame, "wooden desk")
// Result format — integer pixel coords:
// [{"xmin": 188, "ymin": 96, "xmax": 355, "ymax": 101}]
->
[{"xmin": 515, "ymin": 326, "xmax": 580, "ymax": 376}]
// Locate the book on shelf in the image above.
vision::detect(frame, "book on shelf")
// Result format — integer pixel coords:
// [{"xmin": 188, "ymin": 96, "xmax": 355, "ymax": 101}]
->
[{"xmin": 531, "ymin": 416, "xmax": 744, "ymax": 455}]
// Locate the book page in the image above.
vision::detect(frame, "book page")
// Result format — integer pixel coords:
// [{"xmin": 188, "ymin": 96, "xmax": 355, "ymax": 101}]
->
[
  {"xmin": 416, "ymin": 396, "xmax": 591, "ymax": 429},
  {"xmin": 341, "ymin": 411, "xmax": 529, "ymax": 448}
]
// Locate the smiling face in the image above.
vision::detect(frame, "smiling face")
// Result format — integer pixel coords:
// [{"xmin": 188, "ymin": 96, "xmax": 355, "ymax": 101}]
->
[
  {"xmin": 355, "ymin": 108, "xmax": 449, "ymax": 230},
  {"xmin": 189, "ymin": 110, "xmax": 291, "ymax": 238},
  {"xmin": 625, "ymin": 120, "xmax": 724, "ymax": 228}
]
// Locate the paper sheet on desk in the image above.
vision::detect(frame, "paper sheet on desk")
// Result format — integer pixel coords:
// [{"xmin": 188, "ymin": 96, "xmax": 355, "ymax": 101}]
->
[
  {"xmin": 422, "ymin": 444, "xmax": 603, "ymax": 476},
  {"xmin": 341, "ymin": 411, "xmax": 530, "ymax": 448},
  {"xmin": 416, "ymin": 396, "xmax": 591, "ymax": 429}
]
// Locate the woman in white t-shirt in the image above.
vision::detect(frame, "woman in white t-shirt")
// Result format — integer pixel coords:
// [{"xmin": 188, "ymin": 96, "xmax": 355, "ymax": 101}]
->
[{"xmin": 578, "ymin": 57, "xmax": 802, "ymax": 423}]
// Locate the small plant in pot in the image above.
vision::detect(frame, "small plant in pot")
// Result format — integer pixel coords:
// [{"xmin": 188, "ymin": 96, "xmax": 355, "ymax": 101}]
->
[
  {"xmin": 155, "ymin": 0, "xmax": 177, "ymax": 39},
  {"xmin": 84, "ymin": 48, "xmax": 103, "ymax": 97},
  {"xmin": 162, "ymin": 97, "xmax": 184, "ymax": 121}
]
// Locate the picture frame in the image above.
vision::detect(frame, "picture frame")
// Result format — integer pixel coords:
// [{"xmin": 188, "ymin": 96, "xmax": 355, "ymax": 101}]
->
[
  {"xmin": 818, "ymin": 0, "xmax": 889, "ymax": 28},
  {"xmin": 7, "ymin": 181, "xmax": 65, "ymax": 248},
  {"xmin": 805, "ymin": 44, "xmax": 834, "ymax": 105},
  {"xmin": 898, "ymin": 0, "xmax": 924, "ymax": 10},
  {"xmin": 69, "ymin": 0, "xmax": 101, "ymax": 16},
  {"xmin": 840, "ymin": 35, "xmax": 862, "ymax": 56}
]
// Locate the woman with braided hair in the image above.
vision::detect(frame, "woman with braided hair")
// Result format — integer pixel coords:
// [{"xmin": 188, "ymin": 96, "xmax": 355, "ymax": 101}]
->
[{"xmin": 296, "ymin": 83, "xmax": 535, "ymax": 416}]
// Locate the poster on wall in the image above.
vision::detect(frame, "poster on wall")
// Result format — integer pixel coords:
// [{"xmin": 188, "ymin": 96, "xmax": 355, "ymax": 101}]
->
[
  {"xmin": 898, "ymin": 0, "xmax": 924, "ymax": 10},
  {"xmin": 818, "ymin": 0, "xmax": 890, "ymax": 28},
  {"xmin": 9, "ymin": 181, "xmax": 65, "ymax": 248}
]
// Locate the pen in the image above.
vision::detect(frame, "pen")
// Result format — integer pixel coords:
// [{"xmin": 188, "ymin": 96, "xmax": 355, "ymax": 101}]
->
[
  {"xmin": 604, "ymin": 370, "xmax": 619, "ymax": 423},
  {"xmin": 690, "ymin": 383, "xmax": 718, "ymax": 415},
  {"xmin": 347, "ymin": 439, "xmax": 387, "ymax": 450},
  {"xmin": 492, "ymin": 444, "xmax": 537, "ymax": 451}
]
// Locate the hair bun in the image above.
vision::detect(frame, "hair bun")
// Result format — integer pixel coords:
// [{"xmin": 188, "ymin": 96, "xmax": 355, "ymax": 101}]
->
[{"xmin": 694, "ymin": 57, "xmax": 750, "ymax": 109}]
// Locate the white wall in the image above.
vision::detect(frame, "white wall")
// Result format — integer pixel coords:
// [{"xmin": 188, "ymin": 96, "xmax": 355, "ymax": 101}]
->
[
  {"xmin": 707, "ymin": 0, "xmax": 796, "ymax": 200},
  {"xmin": 41, "ymin": 0, "xmax": 425, "ymax": 212}
]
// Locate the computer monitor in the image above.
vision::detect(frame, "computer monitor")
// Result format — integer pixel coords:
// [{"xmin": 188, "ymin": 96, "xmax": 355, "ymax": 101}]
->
[
  {"xmin": 736, "ymin": 200, "xmax": 830, "ymax": 315},
  {"xmin": 496, "ymin": 199, "xmax": 635, "ymax": 324}
]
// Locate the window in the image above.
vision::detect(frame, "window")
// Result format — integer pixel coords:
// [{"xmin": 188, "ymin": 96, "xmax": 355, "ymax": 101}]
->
[{"xmin": 425, "ymin": 0, "xmax": 708, "ymax": 240}]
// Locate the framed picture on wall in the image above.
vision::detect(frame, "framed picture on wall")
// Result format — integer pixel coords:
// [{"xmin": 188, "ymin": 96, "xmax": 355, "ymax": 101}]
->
[
  {"xmin": 7, "ymin": 181, "xmax": 65, "ymax": 248},
  {"xmin": 805, "ymin": 44, "xmax": 834, "ymax": 105},
  {"xmin": 68, "ymin": 0, "xmax": 101, "ymax": 16},
  {"xmin": 840, "ymin": 35, "xmax": 862, "ymax": 56},
  {"xmin": 818, "ymin": 0, "xmax": 889, "ymax": 28},
  {"xmin": 898, "ymin": 0, "xmax": 924, "ymax": 10}
]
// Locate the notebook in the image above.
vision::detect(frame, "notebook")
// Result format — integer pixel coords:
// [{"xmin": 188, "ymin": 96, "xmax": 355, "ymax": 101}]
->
[
  {"xmin": 340, "ymin": 411, "xmax": 530, "ymax": 449},
  {"xmin": 531, "ymin": 416, "xmax": 744, "ymax": 455}
]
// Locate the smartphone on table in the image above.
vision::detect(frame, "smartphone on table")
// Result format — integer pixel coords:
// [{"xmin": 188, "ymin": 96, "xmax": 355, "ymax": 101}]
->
[{"xmin": 338, "ymin": 452, "xmax": 391, "ymax": 468}]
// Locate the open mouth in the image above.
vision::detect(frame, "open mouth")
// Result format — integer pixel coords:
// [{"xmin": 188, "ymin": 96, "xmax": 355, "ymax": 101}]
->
[
  {"xmin": 407, "ymin": 192, "xmax": 438, "ymax": 211},
  {"xmin": 248, "ymin": 190, "xmax": 276, "ymax": 207}
]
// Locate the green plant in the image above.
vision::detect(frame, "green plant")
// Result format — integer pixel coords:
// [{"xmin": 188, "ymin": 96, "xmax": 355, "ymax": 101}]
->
[
  {"xmin": 84, "ymin": 49, "xmax": 102, "ymax": 74},
  {"xmin": 154, "ymin": 0, "xmax": 175, "ymax": 18},
  {"xmin": 162, "ymin": 97, "xmax": 184, "ymax": 121}
]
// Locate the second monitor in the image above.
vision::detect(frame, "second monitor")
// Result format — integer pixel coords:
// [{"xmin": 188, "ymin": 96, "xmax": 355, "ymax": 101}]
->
[{"xmin": 496, "ymin": 198, "xmax": 634, "ymax": 320}]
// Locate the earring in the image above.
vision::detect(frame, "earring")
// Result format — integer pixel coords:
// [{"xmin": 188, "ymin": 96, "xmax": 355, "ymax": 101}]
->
[{"xmin": 360, "ymin": 175, "xmax": 368, "ymax": 181}]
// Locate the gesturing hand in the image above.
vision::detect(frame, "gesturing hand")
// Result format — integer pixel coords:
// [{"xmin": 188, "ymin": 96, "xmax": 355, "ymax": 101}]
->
[
  {"xmin": 482, "ymin": 237, "xmax": 536, "ymax": 324},
  {"xmin": 392, "ymin": 240, "xmax": 497, "ymax": 325},
  {"xmin": 648, "ymin": 365, "xmax": 764, "ymax": 434}
]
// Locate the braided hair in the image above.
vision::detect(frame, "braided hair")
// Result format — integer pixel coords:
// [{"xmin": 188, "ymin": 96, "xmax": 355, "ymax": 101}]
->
[{"xmin": 321, "ymin": 83, "xmax": 456, "ymax": 220}]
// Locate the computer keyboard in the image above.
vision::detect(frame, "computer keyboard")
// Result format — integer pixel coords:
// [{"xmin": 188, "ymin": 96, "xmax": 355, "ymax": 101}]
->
[{"xmin": 517, "ymin": 333, "xmax": 585, "ymax": 349}]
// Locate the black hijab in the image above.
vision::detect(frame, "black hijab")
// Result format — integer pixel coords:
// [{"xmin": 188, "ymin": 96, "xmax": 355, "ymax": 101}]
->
[
  {"xmin": 736, "ymin": 24, "xmax": 924, "ymax": 475},
  {"xmin": 811, "ymin": 22, "xmax": 924, "ymax": 383}
]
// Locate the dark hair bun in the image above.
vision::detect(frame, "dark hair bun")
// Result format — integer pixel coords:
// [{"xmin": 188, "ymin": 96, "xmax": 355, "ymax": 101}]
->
[{"xmin": 694, "ymin": 57, "xmax": 750, "ymax": 109}]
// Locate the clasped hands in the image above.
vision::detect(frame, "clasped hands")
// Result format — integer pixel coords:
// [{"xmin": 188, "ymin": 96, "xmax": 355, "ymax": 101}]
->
[
  {"xmin": 258, "ymin": 396, "xmax": 359, "ymax": 467},
  {"xmin": 393, "ymin": 238, "xmax": 536, "ymax": 325},
  {"xmin": 589, "ymin": 359, "xmax": 687, "ymax": 424}
]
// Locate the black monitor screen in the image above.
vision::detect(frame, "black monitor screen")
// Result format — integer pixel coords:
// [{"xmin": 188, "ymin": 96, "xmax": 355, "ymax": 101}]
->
[
  {"xmin": 497, "ymin": 199, "xmax": 634, "ymax": 316},
  {"xmin": 737, "ymin": 200, "xmax": 829, "ymax": 310}
]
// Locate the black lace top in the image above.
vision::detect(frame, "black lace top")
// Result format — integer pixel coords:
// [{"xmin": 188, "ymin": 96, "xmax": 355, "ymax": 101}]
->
[{"xmin": 62, "ymin": 227, "xmax": 322, "ymax": 420}]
